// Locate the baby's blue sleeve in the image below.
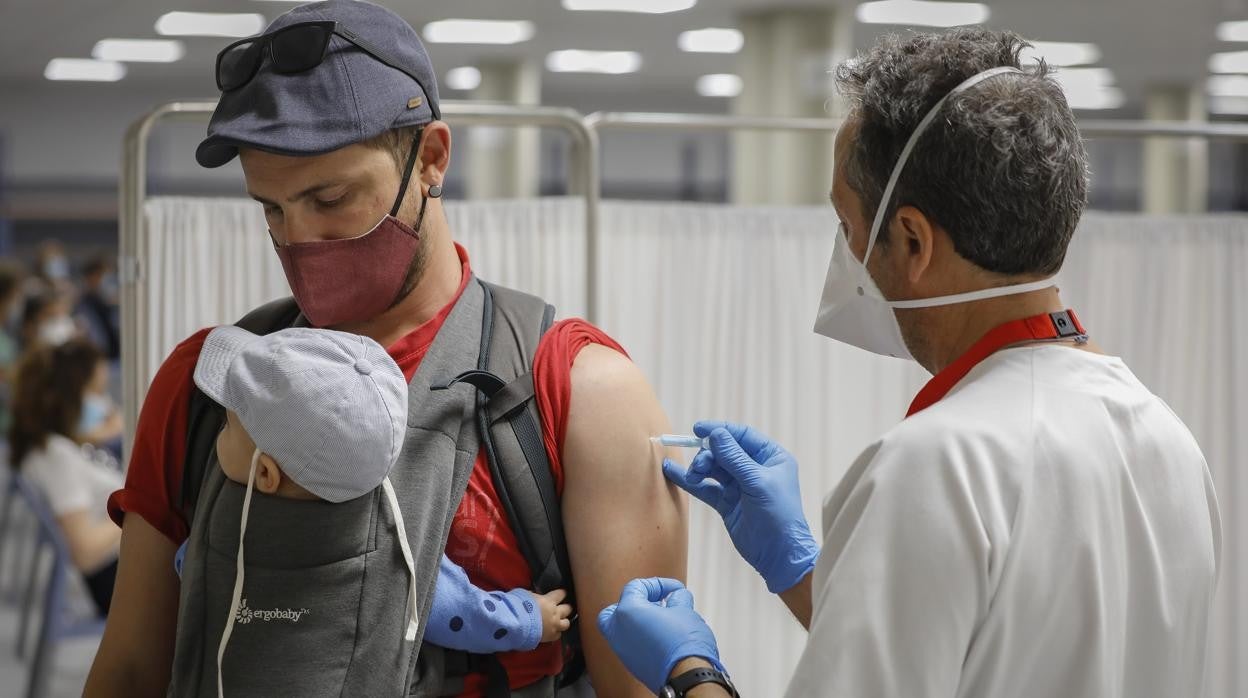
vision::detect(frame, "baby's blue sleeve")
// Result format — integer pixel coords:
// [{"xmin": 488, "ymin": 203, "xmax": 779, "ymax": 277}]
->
[{"xmin": 424, "ymin": 554, "xmax": 543, "ymax": 653}]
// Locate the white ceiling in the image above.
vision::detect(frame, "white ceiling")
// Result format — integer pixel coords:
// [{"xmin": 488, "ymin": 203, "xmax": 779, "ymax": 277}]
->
[{"xmin": 0, "ymin": 0, "xmax": 1245, "ymax": 115}]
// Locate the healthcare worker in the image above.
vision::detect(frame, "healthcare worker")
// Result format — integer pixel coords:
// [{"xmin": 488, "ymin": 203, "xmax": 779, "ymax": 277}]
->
[{"xmin": 597, "ymin": 28, "xmax": 1222, "ymax": 698}]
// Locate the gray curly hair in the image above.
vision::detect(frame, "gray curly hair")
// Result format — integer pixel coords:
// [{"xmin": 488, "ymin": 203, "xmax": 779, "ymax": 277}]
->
[{"xmin": 836, "ymin": 28, "xmax": 1089, "ymax": 276}]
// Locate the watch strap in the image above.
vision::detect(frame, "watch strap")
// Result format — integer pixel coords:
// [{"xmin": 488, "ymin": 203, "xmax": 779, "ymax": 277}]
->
[{"xmin": 665, "ymin": 667, "xmax": 739, "ymax": 697}]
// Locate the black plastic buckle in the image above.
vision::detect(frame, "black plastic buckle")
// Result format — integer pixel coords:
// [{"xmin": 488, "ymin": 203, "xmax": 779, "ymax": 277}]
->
[
  {"xmin": 430, "ymin": 370, "xmax": 507, "ymax": 397},
  {"xmin": 1049, "ymin": 310, "xmax": 1088, "ymax": 344}
]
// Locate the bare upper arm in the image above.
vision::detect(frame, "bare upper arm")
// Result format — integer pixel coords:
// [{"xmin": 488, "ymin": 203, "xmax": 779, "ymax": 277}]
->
[
  {"xmin": 561, "ymin": 344, "xmax": 688, "ymax": 697},
  {"xmin": 85, "ymin": 514, "xmax": 181, "ymax": 698}
]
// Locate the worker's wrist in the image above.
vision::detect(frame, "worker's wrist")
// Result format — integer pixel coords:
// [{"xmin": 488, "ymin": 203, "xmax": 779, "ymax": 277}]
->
[
  {"xmin": 668, "ymin": 658, "xmax": 733, "ymax": 697},
  {"xmin": 778, "ymin": 571, "xmax": 815, "ymax": 630},
  {"xmin": 670, "ymin": 657, "xmax": 715, "ymax": 679}
]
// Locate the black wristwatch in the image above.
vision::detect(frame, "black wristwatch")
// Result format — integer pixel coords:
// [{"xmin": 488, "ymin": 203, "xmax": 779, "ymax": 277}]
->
[{"xmin": 660, "ymin": 667, "xmax": 739, "ymax": 698}]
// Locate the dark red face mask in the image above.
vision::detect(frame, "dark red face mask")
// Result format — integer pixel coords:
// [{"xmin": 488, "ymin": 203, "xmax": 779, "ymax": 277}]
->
[
  {"xmin": 270, "ymin": 131, "xmax": 436, "ymax": 328},
  {"xmin": 274, "ymin": 213, "xmax": 421, "ymax": 327}
]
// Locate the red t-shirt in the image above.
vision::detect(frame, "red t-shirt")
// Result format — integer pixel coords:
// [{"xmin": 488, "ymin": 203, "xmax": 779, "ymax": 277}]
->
[{"xmin": 107, "ymin": 244, "xmax": 625, "ymax": 694}]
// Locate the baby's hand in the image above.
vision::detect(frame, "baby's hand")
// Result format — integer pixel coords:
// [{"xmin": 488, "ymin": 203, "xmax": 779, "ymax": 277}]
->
[{"xmin": 537, "ymin": 588, "xmax": 574, "ymax": 644}]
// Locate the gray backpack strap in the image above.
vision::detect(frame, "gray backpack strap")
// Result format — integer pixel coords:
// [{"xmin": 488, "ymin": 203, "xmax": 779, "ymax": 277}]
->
[
  {"xmin": 432, "ymin": 281, "xmax": 584, "ymax": 695},
  {"xmin": 433, "ymin": 283, "xmax": 566, "ymax": 592},
  {"xmin": 478, "ymin": 283, "xmax": 568, "ymax": 594},
  {"xmin": 481, "ymin": 286, "xmax": 586, "ymax": 691},
  {"xmin": 181, "ymin": 297, "xmax": 304, "ymax": 523}
]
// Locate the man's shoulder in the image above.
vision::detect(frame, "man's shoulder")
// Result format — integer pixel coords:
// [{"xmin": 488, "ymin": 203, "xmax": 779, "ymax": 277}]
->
[
  {"xmin": 868, "ymin": 389, "xmax": 1030, "ymax": 494},
  {"xmin": 166, "ymin": 327, "xmax": 214, "ymax": 367},
  {"xmin": 537, "ymin": 318, "xmax": 627, "ymax": 362},
  {"xmin": 567, "ymin": 341, "xmax": 634, "ymax": 384},
  {"xmin": 136, "ymin": 327, "xmax": 215, "ymax": 439},
  {"xmin": 886, "ymin": 349, "xmax": 1048, "ymax": 453}
]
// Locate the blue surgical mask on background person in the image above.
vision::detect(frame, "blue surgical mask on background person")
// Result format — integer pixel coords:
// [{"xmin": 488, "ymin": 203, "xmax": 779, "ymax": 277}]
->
[
  {"xmin": 78, "ymin": 392, "xmax": 112, "ymax": 435},
  {"xmin": 100, "ymin": 273, "xmax": 119, "ymax": 300},
  {"xmin": 43, "ymin": 256, "xmax": 69, "ymax": 281}
]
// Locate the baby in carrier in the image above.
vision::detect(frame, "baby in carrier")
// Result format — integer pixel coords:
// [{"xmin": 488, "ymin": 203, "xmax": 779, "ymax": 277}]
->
[{"xmin": 185, "ymin": 325, "xmax": 573, "ymax": 690}]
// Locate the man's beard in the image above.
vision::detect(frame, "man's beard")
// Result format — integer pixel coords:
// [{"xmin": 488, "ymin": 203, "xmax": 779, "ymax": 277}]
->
[{"xmin": 386, "ymin": 220, "xmax": 432, "ymax": 312}]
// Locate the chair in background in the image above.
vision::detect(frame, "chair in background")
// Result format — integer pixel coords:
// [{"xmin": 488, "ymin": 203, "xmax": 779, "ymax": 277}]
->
[
  {"xmin": 0, "ymin": 464, "xmax": 38, "ymax": 610},
  {"xmin": 9, "ymin": 473, "xmax": 106, "ymax": 698}
]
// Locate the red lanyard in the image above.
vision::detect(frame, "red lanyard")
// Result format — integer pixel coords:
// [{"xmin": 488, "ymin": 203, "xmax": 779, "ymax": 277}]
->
[{"xmin": 906, "ymin": 310, "xmax": 1088, "ymax": 418}]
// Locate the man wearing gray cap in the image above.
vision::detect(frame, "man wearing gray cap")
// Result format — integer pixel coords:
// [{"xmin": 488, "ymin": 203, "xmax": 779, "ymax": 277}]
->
[{"xmin": 87, "ymin": 2, "xmax": 686, "ymax": 696}]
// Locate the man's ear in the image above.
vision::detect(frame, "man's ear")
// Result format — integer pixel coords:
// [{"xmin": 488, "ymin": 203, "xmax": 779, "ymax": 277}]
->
[
  {"xmin": 417, "ymin": 121, "xmax": 452, "ymax": 190},
  {"xmin": 254, "ymin": 453, "xmax": 283, "ymax": 495},
  {"xmin": 891, "ymin": 205, "xmax": 937, "ymax": 285}
]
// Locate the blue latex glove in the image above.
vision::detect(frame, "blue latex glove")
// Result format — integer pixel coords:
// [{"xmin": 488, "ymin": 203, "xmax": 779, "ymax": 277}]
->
[
  {"xmin": 663, "ymin": 421, "xmax": 820, "ymax": 593},
  {"xmin": 598, "ymin": 578, "xmax": 725, "ymax": 694}
]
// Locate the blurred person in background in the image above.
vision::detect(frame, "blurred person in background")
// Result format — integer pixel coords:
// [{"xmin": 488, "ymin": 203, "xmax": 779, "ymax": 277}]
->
[
  {"xmin": 9, "ymin": 338, "xmax": 123, "ymax": 616},
  {"xmin": 76, "ymin": 254, "xmax": 121, "ymax": 361},
  {"xmin": 20, "ymin": 289, "xmax": 82, "ymax": 349},
  {"xmin": 32, "ymin": 239, "xmax": 74, "ymax": 295},
  {"xmin": 0, "ymin": 261, "xmax": 26, "ymax": 436},
  {"xmin": 16, "ymin": 287, "xmax": 123, "ymax": 451},
  {"xmin": 77, "ymin": 379, "xmax": 124, "ymax": 455},
  {"xmin": 0, "ymin": 260, "xmax": 25, "ymax": 343}
]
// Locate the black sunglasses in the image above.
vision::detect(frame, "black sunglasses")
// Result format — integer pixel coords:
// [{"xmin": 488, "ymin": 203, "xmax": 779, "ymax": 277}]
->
[{"xmin": 215, "ymin": 20, "xmax": 440, "ymax": 118}]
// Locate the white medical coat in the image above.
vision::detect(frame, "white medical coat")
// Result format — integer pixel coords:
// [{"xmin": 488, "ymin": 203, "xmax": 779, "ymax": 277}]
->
[{"xmin": 786, "ymin": 345, "xmax": 1221, "ymax": 698}]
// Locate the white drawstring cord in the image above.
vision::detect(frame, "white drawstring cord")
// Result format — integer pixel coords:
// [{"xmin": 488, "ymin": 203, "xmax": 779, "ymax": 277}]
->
[
  {"xmin": 381, "ymin": 477, "xmax": 420, "ymax": 641},
  {"xmin": 217, "ymin": 448, "xmax": 261, "ymax": 698}
]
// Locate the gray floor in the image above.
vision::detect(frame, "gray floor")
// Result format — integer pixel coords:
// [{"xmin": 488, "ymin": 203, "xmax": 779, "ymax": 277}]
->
[{"xmin": 0, "ymin": 495, "xmax": 102, "ymax": 698}]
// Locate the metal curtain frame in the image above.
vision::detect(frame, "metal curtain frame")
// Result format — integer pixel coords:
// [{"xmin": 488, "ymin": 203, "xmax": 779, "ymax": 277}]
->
[
  {"xmin": 119, "ymin": 101, "xmax": 599, "ymax": 447},
  {"xmin": 584, "ymin": 111, "xmax": 1248, "ymax": 140}
]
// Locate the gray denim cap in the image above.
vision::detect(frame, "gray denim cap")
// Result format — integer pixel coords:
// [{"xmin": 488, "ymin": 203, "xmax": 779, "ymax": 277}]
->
[
  {"xmin": 196, "ymin": 0, "xmax": 440, "ymax": 168},
  {"xmin": 193, "ymin": 326, "xmax": 408, "ymax": 503}
]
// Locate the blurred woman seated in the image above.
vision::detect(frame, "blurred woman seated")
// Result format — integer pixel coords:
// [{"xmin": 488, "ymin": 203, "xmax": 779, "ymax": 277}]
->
[
  {"xmin": 0, "ymin": 261, "xmax": 27, "ymax": 436},
  {"xmin": 19, "ymin": 289, "xmax": 124, "ymax": 452},
  {"xmin": 9, "ymin": 338, "xmax": 122, "ymax": 616}
]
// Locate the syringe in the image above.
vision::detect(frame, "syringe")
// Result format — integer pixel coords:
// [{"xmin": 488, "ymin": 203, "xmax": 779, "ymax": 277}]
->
[{"xmin": 650, "ymin": 434, "xmax": 710, "ymax": 449}]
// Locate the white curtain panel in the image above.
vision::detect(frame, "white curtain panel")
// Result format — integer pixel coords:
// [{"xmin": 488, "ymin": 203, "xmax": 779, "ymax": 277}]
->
[
  {"xmin": 138, "ymin": 197, "xmax": 290, "ymax": 397},
  {"xmin": 447, "ymin": 197, "xmax": 589, "ymax": 320},
  {"xmin": 136, "ymin": 197, "xmax": 1245, "ymax": 698}
]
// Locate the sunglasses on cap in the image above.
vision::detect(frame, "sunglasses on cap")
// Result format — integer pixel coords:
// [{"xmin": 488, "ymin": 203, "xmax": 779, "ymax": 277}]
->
[{"xmin": 215, "ymin": 20, "xmax": 440, "ymax": 118}]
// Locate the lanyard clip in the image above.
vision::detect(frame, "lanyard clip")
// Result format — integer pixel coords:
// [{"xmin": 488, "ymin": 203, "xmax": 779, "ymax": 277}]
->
[{"xmin": 1049, "ymin": 310, "xmax": 1089, "ymax": 344}]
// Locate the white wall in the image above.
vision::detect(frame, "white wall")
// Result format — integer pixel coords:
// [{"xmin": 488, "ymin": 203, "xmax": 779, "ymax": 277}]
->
[{"xmin": 0, "ymin": 82, "xmax": 237, "ymax": 184}]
